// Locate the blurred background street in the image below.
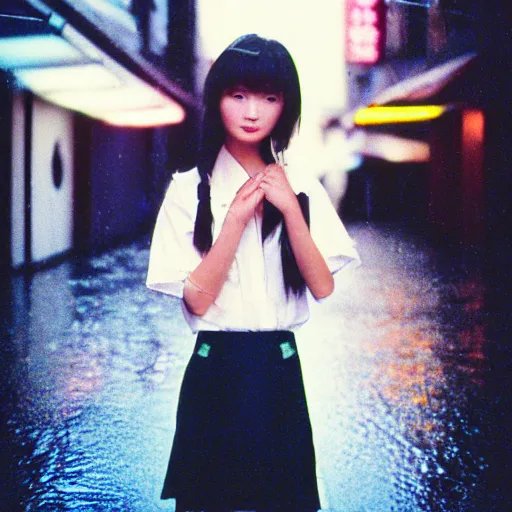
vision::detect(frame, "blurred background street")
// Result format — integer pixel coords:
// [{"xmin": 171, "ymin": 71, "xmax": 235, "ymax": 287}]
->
[
  {"xmin": 2, "ymin": 222, "xmax": 511, "ymax": 511},
  {"xmin": 1, "ymin": 1, "xmax": 512, "ymax": 511}
]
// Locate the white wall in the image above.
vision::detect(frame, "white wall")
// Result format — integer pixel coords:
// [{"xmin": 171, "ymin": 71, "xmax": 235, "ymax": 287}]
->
[
  {"xmin": 197, "ymin": 0, "xmax": 346, "ymax": 108},
  {"xmin": 31, "ymin": 98, "xmax": 74, "ymax": 264}
]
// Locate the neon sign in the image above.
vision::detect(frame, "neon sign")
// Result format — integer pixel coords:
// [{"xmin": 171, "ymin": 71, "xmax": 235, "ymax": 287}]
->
[{"xmin": 345, "ymin": 0, "xmax": 386, "ymax": 64}]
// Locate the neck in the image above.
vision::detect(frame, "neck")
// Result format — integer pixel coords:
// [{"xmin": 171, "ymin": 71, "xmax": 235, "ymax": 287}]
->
[{"xmin": 224, "ymin": 138, "xmax": 266, "ymax": 177}]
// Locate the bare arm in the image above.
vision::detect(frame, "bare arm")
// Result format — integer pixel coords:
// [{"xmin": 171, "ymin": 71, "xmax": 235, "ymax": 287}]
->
[
  {"xmin": 184, "ymin": 173, "xmax": 265, "ymax": 316},
  {"xmin": 259, "ymin": 165, "xmax": 334, "ymax": 300}
]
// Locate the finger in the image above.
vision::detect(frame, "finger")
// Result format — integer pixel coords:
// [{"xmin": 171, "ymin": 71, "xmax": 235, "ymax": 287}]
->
[
  {"xmin": 248, "ymin": 170, "xmax": 267, "ymax": 187},
  {"xmin": 242, "ymin": 181, "xmax": 264, "ymax": 200},
  {"xmin": 246, "ymin": 188, "xmax": 265, "ymax": 209},
  {"xmin": 253, "ymin": 167, "xmax": 269, "ymax": 178},
  {"xmin": 250, "ymin": 172, "xmax": 269, "ymax": 191},
  {"xmin": 253, "ymin": 188, "xmax": 265, "ymax": 202},
  {"xmin": 260, "ymin": 175, "xmax": 279, "ymax": 187},
  {"xmin": 265, "ymin": 163, "xmax": 284, "ymax": 175},
  {"xmin": 247, "ymin": 183, "xmax": 266, "ymax": 199},
  {"xmin": 237, "ymin": 173, "xmax": 265, "ymax": 197}
]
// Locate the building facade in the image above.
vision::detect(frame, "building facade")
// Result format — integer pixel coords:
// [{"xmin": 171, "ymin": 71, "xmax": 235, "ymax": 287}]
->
[
  {"xmin": 343, "ymin": 0, "xmax": 512, "ymax": 250},
  {"xmin": 0, "ymin": 0, "xmax": 198, "ymax": 271}
]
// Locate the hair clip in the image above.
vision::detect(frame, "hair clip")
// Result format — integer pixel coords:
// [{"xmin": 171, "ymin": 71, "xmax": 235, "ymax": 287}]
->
[
  {"xmin": 227, "ymin": 47, "xmax": 260, "ymax": 56},
  {"xmin": 227, "ymin": 35, "xmax": 260, "ymax": 56}
]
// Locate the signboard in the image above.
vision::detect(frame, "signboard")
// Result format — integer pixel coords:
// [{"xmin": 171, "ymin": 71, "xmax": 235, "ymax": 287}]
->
[{"xmin": 345, "ymin": 0, "xmax": 387, "ymax": 65}]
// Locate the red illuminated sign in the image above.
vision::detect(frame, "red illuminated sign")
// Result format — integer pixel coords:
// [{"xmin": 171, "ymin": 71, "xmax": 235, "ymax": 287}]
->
[{"xmin": 345, "ymin": 0, "xmax": 386, "ymax": 64}]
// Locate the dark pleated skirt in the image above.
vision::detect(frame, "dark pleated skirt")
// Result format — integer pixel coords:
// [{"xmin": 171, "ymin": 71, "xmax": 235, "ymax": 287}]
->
[{"xmin": 161, "ymin": 330, "xmax": 321, "ymax": 512}]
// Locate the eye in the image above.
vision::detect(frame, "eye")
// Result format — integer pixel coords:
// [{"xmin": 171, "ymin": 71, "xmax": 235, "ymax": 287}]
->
[
  {"xmin": 266, "ymin": 96, "xmax": 278, "ymax": 103},
  {"xmin": 232, "ymin": 92, "xmax": 245, "ymax": 100}
]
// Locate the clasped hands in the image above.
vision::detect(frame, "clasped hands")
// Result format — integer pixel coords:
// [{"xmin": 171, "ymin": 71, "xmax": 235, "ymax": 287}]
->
[{"xmin": 227, "ymin": 164, "xmax": 299, "ymax": 227}]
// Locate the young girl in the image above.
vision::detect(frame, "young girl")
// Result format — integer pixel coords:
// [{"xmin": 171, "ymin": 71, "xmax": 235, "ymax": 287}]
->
[{"xmin": 147, "ymin": 34, "xmax": 360, "ymax": 512}]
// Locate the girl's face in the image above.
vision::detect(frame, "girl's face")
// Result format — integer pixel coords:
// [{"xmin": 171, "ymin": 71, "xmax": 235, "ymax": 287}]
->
[{"xmin": 219, "ymin": 85, "xmax": 284, "ymax": 148}]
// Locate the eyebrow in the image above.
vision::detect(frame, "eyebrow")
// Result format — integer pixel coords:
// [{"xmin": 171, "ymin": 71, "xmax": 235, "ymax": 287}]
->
[
  {"xmin": 231, "ymin": 85, "xmax": 251, "ymax": 92},
  {"xmin": 228, "ymin": 85, "xmax": 281, "ymax": 95}
]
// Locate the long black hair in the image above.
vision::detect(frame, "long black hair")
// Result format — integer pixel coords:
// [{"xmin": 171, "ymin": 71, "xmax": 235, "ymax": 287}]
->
[{"xmin": 193, "ymin": 34, "xmax": 309, "ymax": 296}]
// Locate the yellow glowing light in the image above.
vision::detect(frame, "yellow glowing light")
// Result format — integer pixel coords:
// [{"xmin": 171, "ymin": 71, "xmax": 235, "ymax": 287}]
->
[
  {"xmin": 354, "ymin": 105, "xmax": 447, "ymax": 125},
  {"xmin": 39, "ymin": 86, "xmax": 186, "ymax": 126},
  {"xmin": 44, "ymin": 85, "xmax": 165, "ymax": 113},
  {"xmin": 15, "ymin": 64, "xmax": 122, "ymax": 93},
  {"xmin": 2, "ymin": 23, "xmax": 187, "ymax": 127},
  {"xmin": 101, "ymin": 104, "xmax": 186, "ymax": 127}
]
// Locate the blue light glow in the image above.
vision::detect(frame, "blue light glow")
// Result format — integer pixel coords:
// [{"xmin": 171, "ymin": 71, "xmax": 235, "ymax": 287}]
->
[{"xmin": 0, "ymin": 35, "xmax": 86, "ymax": 69}]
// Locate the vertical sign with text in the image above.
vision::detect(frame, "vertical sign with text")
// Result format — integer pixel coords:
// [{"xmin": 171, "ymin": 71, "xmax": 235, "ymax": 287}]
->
[{"xmin": 345, "ymin": 0, "xmax": 387, "ymax": 65}]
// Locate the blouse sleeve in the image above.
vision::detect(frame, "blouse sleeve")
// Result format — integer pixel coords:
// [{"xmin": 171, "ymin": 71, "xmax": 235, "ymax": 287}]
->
[
  {"xmin": 146, "ymin": 172, "xmax": 202, "ymax": 298},
  {"xmin": 308, "ymin": 178, "xmax": 361, "ymax": 275}
]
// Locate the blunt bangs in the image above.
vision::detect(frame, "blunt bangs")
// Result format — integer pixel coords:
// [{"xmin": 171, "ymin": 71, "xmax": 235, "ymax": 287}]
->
[{"xmin": 211, "ymin": 51, "xmax": 288, "ymax": 97}]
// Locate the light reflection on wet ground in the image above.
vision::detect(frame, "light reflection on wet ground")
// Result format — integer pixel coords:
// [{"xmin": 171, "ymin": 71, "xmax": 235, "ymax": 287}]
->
[{"xmin": 1, "ymin": 223, "xmax": 511, "ymax": 511}]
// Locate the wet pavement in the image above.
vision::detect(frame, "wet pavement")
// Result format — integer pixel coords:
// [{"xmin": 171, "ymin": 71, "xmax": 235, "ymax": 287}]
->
[{"xmin": 1, "ymin": 222, "xmax": 511, "ymax": 512}]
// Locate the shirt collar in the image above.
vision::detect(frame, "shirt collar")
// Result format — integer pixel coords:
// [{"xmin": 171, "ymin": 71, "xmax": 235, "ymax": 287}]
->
[{"xmin": 209, "ymin": 146, "xmax": 252, "ymax": 205}]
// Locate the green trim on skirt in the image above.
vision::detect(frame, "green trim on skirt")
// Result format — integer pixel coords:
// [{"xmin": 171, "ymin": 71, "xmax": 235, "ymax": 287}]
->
[{"xmin": 161, "ymin": 330, "xmax": 321, "ymax": 512}]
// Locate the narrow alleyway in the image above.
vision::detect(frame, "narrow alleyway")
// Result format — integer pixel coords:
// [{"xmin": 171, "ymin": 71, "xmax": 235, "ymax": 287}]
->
[{"xmin": 1, "ymin": 222, "xmax": 511, "ymax": 512}]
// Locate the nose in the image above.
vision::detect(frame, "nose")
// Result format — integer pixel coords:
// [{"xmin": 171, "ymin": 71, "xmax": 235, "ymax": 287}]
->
[{"xmin": 244, "ymin": 98, "xmax": 259, "ymax": 121}]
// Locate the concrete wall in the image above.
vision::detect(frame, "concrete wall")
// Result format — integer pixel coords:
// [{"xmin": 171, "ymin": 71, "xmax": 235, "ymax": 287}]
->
[{"xmin": 9, "ymin": 93, "xmax": 74, "ymax": 268}]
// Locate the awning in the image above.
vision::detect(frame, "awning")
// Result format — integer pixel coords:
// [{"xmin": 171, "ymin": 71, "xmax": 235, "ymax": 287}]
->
[
  {"xmin": 343, "ymin": 52, "xmax": 479, "ymax": 129},
  {"xmin": 341, "ymin": 53, "xmax": 478, "ymax": 164},
  {"xmin": 0, "ymin": 0, "xmax": 196, "ymax": 127},
  {"xmin": 369, "ymin": 52, "xmax": 478, "ymax": 106}
]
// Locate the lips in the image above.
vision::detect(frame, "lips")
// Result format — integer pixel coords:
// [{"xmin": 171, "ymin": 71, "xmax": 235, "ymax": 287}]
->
[{"xmin": 241, "ymin": 126, "xmax": 259, "ymax": 133}]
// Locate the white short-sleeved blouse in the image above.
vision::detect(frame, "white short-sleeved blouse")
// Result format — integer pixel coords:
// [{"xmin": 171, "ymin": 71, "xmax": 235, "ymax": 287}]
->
[{"xmin": 146, "ymin": 146, "xmax": 360, "ymax": 333}]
